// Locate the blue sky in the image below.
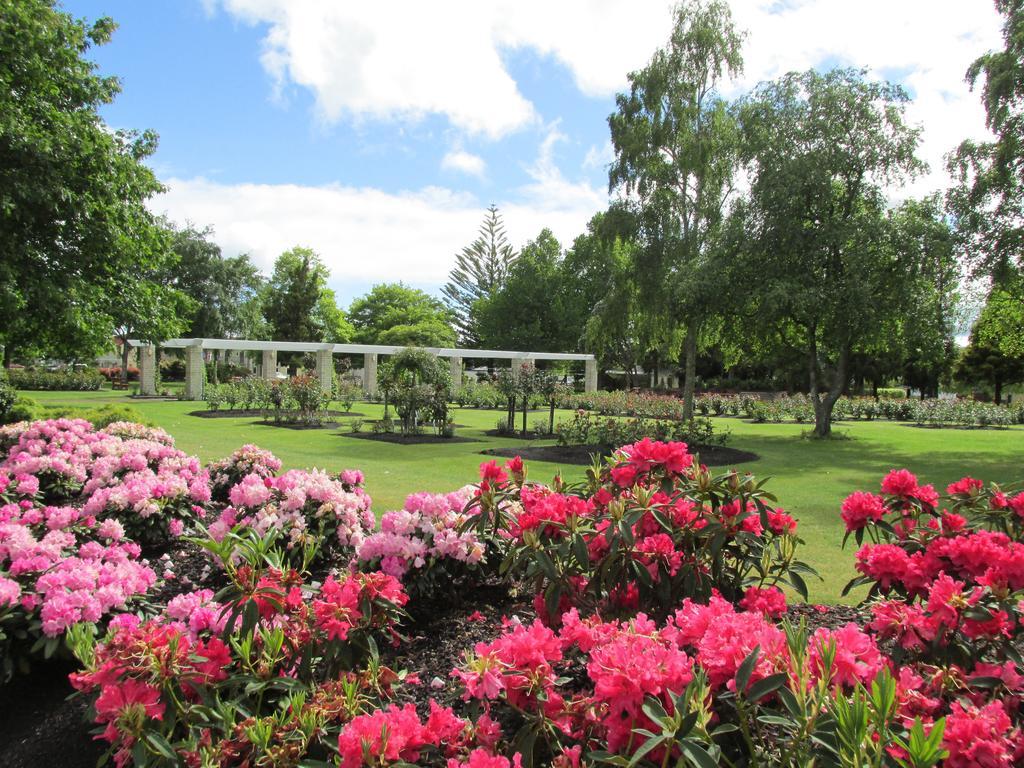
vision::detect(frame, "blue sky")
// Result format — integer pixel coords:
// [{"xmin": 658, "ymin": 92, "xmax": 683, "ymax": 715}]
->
[{"xmin": 62, "ymin": 0, "xmax": 1001, "ymax": 307}]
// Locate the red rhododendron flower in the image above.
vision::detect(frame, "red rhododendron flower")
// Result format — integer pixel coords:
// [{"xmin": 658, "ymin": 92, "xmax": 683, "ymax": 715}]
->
[
  {"xmin": 881, "ymin": 469, "xmax": 919, "ymax": 496},
  {"xmin": 94, "ymin": 679, "xmax": 165, "ymax": 742},
  {"xmin": 337, "ymin": 703, "xmax": 428, "ymax": 766},
  {"xmin": 947, "ymin": 476, "xmax": 984, "ymax": 496},
  {"xmin": 808, "ymin": 624, "xmax": 887, "ymax": 688},
  {"xmin": 478, "ymin": 461, "xmax": 508, "ymax": 485},
  {"xmin": 943, "ymin": 700, "xmax": 1022, "ymax": 768},
  {"xmin": 739, "ymin": 585, "xmax": 788, "ymax": 618},
  {"xmin": 841, "ymin": 491, "xmax": 887, "ymax": 531}
]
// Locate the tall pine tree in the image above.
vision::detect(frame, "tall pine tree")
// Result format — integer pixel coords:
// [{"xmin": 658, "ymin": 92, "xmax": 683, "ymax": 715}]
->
[{"xmin": 442, "ymin": 205, "xmax": 517, "ymax": 345}]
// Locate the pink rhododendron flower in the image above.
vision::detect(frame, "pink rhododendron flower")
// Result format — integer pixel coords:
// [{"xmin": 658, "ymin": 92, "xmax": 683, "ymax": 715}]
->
[{"xmin": 739, "ymin": 585, "xmax": 788, "ymax": 617}]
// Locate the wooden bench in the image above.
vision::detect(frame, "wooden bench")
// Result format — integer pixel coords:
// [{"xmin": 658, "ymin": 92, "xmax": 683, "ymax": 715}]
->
[{"xmin": 110, "ymin": 380, "xmax": 130, "ymax": 390}]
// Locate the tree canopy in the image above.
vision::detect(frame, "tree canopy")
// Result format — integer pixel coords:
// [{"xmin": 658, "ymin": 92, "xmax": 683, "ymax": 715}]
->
[
  {"xmin": 442, "ymin": 206, "xmax": 518, "ymax": 345},
  {"xmin": 0, "ymin": 1, "xmax": 181, "ymax": 365},
  {"xmin": 262, "ymin": 247, "xmax": 352, "ymax": 344},
  {"xmin": 348, "ymin": 284, "xmax": 455, "ymax": 347},
  {"xmin": 733, "ymin": 68, "xmax": 923, "ymax": 435},
  {"xmin": 608, "ymin": 0, "xmax": 744, "ymax": 418}
]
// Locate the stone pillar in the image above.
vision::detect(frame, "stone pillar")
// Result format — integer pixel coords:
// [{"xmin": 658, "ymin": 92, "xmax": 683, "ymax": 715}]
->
[
  {"xmin": 449, "ymin": 356, "xmax": 463, "ymax": 393},
  {"xmin": 261, "ymin": 349, "xmax": 277, "ymax": 382},
  {"xmin": 316, "ymin": 345, "xmax": 334, "ymax": 395},
  {"xmin": 585, "ymin": 358, "xmax": 598, "ymax": 393},
  {"xmin": 184, "ymin": 342, "xmax": 205, "ymax": 400},
  {"xmin": 138, "ymin": 344, "xmax": 157, "ymax": 396},
  {"xmin": 364, "ymin": 353, "xmax": 378, "ymax": 396}
]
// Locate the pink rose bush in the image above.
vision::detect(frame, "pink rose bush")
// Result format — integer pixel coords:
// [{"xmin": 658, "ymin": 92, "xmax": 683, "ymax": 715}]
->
[{"xmin": 356, "ymin": 486, "xmax": 485, "ymax": 596}]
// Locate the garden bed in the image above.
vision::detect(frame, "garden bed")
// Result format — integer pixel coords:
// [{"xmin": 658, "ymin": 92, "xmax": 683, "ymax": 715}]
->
[
  {"xmin": 0, "ymin": 574, "xmax": 869, "ymax": 768},
  {"xmin": 342, "ymin": 431, "xmax": 479, "ymax": 444},
  {"xmin": 484, "ymin": 428, "xmax": 553, "ymax": 440},
  {"xmin": 189, "ymin": 409, "xmax": 366, "ymax": 419},
  {"xmin": 482, "ymin": 442, "xmax": 759, "ymax": 467}
]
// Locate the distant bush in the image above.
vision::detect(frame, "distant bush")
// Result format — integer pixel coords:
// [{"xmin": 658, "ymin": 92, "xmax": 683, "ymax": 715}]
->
[
  {"xmin": 97, "ymin": 366, "xmax": 139, "ymax": 382},
  {"xmin": 159, "ymin": 357, "xmax": 185, "ymax": 380},
  {"xmin": 7, "ymin": 368, "xmax": 105, "ymax": 391},
  {"xmin": 876, "ymin": 387, "xmax": 905, "ymax": 399},
  {"xmin": 555, "ymin": 410, "xmax": 724, "ymax": 447},
  {"xmin": 38, "ymin": 403, "xmax": 152, "ymax": 429},
  {"xmin": 0, "ymin": 378, "xmax": 16, "ymax": 423},
  {"xmin": 2, "ymin": 396, "xmax": 40, "ymax": 425}
]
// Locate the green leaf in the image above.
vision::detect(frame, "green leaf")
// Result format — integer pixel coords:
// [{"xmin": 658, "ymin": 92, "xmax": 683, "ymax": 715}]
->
[
  {"xmin": 735, "ymin": 645, "xmax": 761, "ymax": 693},
  {"xmin": 747, "ymin": 672, "xmax": 787, "ymax": 702}
]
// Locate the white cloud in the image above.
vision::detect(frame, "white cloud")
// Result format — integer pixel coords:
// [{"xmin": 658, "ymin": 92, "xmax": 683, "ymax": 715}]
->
[
  {"xmin": 154, "ymin": 157, "xmax": 605, "ymax": 287},
  {"xmin": 177, "ymin": 0, "xmax": 1005, "ymax": 296},
  {"xmin": 723, "ymin": 0, "xmax": 1002, "ymax": 196},
  {"xmin": 208, "ymin": 0, "xmax": 1002, "ymax": 193},
  {"xmin": 441, "ymin": 149, "xmax": 486, "ymax": 178},
  {"xmin": 583, "ymin": 140, "xmax": 614, "ymax": 172}
]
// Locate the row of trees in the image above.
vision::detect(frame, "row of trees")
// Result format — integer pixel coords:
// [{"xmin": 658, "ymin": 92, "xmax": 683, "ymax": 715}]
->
[
  {"xmin": 571, "ymin": 0, "xmax": 1024, "ymax": 437},
  {"xmin": 5, "ymin": 0, "xmax": 1023, "ymax": 436},
  {"xmin": 0, "ymin": 1, "xmax": 460, "ymax": 376}
]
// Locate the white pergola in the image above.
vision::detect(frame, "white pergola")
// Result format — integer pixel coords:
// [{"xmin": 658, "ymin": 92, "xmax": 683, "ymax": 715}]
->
[{"xmin": 129, "ymin": 338, "xmax": 598, "ymax": 400}]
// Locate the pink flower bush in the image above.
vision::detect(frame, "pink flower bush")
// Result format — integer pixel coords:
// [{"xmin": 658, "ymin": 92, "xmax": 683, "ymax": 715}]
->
[
  {"xmin": 1, "ymin": 419, "xmax": 210, "ymax": 547},
  {"xmin": 211, "ymin": 468, "xmax": 374, "ymax": 562},
  {"xmin": 356, "ymin": 486, "xmax": 484, "ymax": 594},
  {"xmin": 206, "ymin": 444, "xmax": 282, "ymax": 503},
  {"xmin": 0, "ymin": 497, "xmax": 156, "ymax": 669}
]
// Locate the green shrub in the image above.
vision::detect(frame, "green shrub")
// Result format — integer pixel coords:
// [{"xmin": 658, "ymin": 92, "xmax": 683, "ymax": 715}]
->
[
  {"xmin": 38, "ymin": 403, "xmax": 151, "ymax": 428},
  {"xmin": 555, "ymin": 410, "xmax": 725, "ymax": 447},
  {"xmin": 0, "ymin": 378, "xmax": 16, "ymax": 423},
  {"xmin": 3, "ymin": 395, "xmax": 40, "ymax": 425},
  {"xmin": 877, "ymin": 387, "xmax": 905, "ymax": 399},
  {"xmin": 6, "ymin": 368, "xmax": 104, "ymax": 391}
]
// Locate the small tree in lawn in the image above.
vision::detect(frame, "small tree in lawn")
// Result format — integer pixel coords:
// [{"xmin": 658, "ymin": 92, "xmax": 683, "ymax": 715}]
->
[{"xmin": 379, "ymin": 348, "xmax": 451, "ymax": 436}]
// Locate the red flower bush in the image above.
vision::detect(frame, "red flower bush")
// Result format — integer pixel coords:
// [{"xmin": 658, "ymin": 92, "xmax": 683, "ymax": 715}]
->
[
  {"xmin": 70, "ymin": 558, "xmax": 410, "ymax": 767},
  {"xmin": 842, "ymin": 469, "xmax": 1024, "ymax": 672},
  {"xmin": 472, "ymin": 439, "xmax": 811, "ymax": 620}
]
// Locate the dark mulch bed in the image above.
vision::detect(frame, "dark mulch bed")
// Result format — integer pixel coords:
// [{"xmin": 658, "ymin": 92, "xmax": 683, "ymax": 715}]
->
[
  {"xmin": 256, "ymin": 420, "xmax": 343, "ymax": 430},
  {"xmin": 341, "ymin": 431, "xmax": 479, "ymax": 445},
  {"xmin": 484, "ymin": 429, "xmax": 553, "ymax": 440},
  {"xmin": 481, "ymin": 442, "xmax": 759, "ymax": 467},
  {"xmin": 0, "ymin": 659, "xmax": 102, "ymax": 768},
  {"xmin": 189, "ymin": 409, "xmax": 366, "ymax": 419},
  {"xmin": 384, "ymin": 581, "xmax": 534, "ymax": 712}
]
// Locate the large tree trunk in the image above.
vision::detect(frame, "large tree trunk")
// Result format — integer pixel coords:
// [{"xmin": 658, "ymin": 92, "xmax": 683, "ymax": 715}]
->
[
  {"xmin": 809, "ymin": 327, "xmax": 849, "ymax": 438},
  {"xmin": 120, "ymin": 338, "xmax": 131, "ymax": 387},
  {"xmin": 994, "ymin": 378, "xmax": 1003, "ymax": 405},
  {"xmin": 3, "ymin": 344, "xmax": 11, "ymax": 369},
  {"xmin": 682, "ymin": 318, "xmax": 698, "ymax": 421}
]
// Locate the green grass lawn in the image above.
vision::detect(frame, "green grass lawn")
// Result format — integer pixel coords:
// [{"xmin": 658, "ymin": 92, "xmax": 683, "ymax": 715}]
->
[{"xmin": 18, "ymin": 388, "xmax": 1024, "ymax": 604}]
